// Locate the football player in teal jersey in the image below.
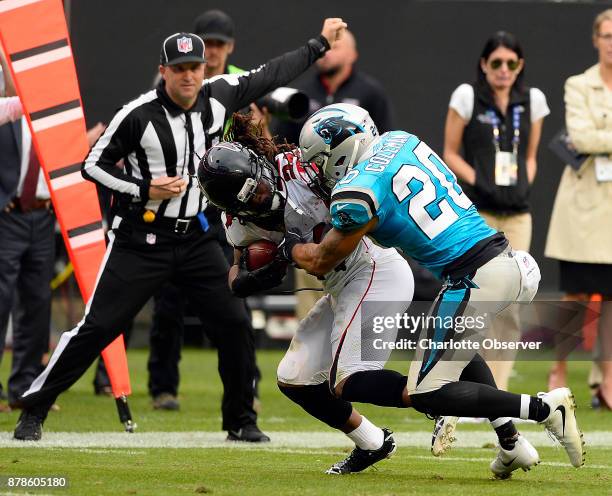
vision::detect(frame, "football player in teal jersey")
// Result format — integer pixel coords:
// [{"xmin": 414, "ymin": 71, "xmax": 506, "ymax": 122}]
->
[{"xmin": 277, "ymin": 103, "xmax": 585, "ymax": 475}]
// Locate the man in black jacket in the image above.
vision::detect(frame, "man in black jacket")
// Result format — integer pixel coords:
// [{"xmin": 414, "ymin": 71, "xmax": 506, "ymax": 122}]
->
[
  {"xmin": 13, "ymin": 18, "xmax": 347, "ymax": 441},
  {"xmin": 272, "ymin": 30, "xmax": 392, "ymax": 145}
]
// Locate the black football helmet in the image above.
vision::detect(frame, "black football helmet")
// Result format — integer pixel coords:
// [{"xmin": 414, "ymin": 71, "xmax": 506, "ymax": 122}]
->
[{"xmin": 197, "ymin": 142, "xmax": 285, "ymax": 221}]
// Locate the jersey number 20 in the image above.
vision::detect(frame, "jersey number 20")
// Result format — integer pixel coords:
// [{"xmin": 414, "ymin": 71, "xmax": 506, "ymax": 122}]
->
[{"xmin": 392, "ymin": 141, "xmax": 472, "ymax": 239}]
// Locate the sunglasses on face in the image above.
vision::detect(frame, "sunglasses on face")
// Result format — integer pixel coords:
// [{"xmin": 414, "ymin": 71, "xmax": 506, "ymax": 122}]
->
[{"xmin": 489, "ymin": 58, "xmax": 520, "ymax": 71}]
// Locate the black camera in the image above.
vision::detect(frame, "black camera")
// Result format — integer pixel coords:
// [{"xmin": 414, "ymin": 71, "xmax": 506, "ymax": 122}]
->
[{"xmin": 255, "ymin": 87, "xmax": 310, "ymax": 121}]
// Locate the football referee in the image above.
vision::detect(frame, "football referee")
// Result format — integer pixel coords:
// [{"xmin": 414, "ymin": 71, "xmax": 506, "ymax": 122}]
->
[{"xmin": 13, "ymin": 18, "xmax": 347, "ymax": 441}]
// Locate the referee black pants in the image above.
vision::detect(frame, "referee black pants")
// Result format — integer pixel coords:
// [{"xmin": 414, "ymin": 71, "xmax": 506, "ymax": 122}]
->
[{"xmin": 20, "ymin": 218, "xmax": 257, "ymax": 431}]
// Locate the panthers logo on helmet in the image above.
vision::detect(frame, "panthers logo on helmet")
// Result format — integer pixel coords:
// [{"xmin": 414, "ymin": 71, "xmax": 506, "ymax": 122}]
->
[{"xmin": 314, "ymin": 117, "xmax": 365, "ymax": 149}]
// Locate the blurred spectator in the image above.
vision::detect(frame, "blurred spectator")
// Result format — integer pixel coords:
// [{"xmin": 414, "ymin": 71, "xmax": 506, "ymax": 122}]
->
[
  {"xmin": 272, "ymin": 29, "xmax": 395, "ymax": 319},
  {"xmin": 272, "ymin": 29, "xmax": 392, "ymax": 144},
  {"xmin": 545, "ymin": 9, "xmax": 612, "ymax": 409},
  {"xmin": 0, "ymin": 44, "xmax": 21, "ymax": 124},
  {"xmin": 443, "ymin": 31, "xmax": 549, "ymax": 391},
  {"xmin": 0, "ymin": 46, "xmax": 54, "ymax": 414},
  {"xmin": 0, "ymin": 96, "xmax": 21, "ymax": 126},
  {"xmin": 196, "ymin": 10, "xmax": 237, "ymax": 79},
  {"xmin": 0, "ymin": 48, "xmax": 104, "ymax": 412}
]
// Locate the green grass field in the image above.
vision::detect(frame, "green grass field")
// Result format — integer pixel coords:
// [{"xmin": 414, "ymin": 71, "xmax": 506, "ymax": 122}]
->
[{"xmin": 0, "ymin": 350, "xmax": 610, "ymax": 495}]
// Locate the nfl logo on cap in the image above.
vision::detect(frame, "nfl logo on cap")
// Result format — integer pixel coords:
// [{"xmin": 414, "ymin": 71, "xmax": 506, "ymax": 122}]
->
[
  {"xmin": 160, "ymin": 32, "xmax": 205, "ymax": 66},
  {"xmin": 177, "ymin": 36, "xmax": 193, "ymax": 54}
]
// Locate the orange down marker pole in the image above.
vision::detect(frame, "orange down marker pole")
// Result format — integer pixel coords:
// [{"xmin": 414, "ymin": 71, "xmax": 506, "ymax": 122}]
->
[{"xmin": 0, "ymin": 0, "xmax": 134, "ymax": 431}]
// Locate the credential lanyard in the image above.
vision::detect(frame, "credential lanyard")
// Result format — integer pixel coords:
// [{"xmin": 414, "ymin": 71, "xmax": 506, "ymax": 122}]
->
[{"xmin": 487, "ymin": 106, "xmax": 521, "ymax": 155}]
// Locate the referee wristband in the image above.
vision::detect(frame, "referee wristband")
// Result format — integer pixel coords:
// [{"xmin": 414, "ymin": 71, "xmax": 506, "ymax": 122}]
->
[{"xmin": 308, "ymin": 35, "xmax": 330, "ymax": 56}]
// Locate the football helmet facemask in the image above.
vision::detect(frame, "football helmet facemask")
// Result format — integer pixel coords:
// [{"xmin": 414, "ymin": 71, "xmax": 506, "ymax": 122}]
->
[{"xmin": 197, "ymin": 142, "xmax": 285, "ymax": 221}]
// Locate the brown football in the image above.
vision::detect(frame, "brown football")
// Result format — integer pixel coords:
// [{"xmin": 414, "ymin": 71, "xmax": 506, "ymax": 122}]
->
[{"xmin": 245, "ymin": 240, "xmax": 278, "ymax": 271}]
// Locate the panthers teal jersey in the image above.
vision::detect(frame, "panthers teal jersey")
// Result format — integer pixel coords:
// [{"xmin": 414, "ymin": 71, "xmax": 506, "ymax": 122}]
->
[{"xmin": 329, "ymin": 131, "xmax": 496, "ymax": 278}]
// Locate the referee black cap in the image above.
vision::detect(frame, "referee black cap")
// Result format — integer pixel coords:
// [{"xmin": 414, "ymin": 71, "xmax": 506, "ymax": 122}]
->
[
  {"xmin": 193, "ymin": 10, "xmax": 235, "ymax": 43},
  {"xmin": 160, "ymin": 32, "xmax": 206, "ymax": 66}
]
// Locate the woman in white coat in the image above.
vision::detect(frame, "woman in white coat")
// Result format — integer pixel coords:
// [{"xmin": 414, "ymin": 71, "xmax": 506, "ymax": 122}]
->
[{"xmin": 545, "ymin": 9, "xmax": 612, "ymax": 409}]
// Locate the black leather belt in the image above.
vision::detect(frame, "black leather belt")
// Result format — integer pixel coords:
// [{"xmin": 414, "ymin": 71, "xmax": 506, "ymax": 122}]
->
[
  {"xmin": 117, "ymin": 207, "xmax": 201, "ymax": 235},
  {"xmin": 151, "ymin": 216, "xmax": 199, "ymax": 234},
  {"xmin": 7, "ymin": 197, "xmax": 52, "ymax": 213}
]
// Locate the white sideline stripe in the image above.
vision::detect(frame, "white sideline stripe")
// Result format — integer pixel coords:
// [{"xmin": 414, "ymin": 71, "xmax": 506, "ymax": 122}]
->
[
  {"xmin": 0, "ymin": 0, "xmax": 41, "ymax": 13},
  {"xmin": 50, "ymin": 171, "xmax": 85, "ymax": 191},
  {"xmin": 404, "ymin": 454, "xmax": 610, "ymax": 470},
  {"xmin": 0, "ymin": 493, "xmax": 55, "ymax": 496},
  {"xmin": 13, "ymin": 46, "xmax": 71, "ymax": 73},
  {"xmin": 32, "ymin": 107, "xmax": 83, "ymax": 132},
  {"xmin": 0, "ymin": 431, "xmax": 611, "ymax": 452},
  {"xmin": 35, "ymin": 448, "xmax": 612, "ymax": 471}
]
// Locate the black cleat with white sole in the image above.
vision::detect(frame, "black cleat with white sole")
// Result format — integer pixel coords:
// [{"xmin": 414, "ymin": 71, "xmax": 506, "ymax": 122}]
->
[{"xmin": 326, "ymin": 428, "xmax": 396, "ymax": 475}]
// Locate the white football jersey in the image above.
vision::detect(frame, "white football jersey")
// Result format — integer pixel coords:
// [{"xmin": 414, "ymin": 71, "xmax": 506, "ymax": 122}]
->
[{"xmin": 223, "ymin": 150, "xmax": 399, "ymax": 294}]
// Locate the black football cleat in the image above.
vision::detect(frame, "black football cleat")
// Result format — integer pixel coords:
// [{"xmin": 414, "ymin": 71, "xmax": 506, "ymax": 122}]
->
[
  {"xmin": 226, "ymin": 424, "xmax": 271, "ymax": 443},
  {"xmin": 14, "ymin": 408, "xmax": 47, "ymax": 441},
  {"xmin": 326, "ymin": 428, "xmax": 396, "ymax": 474}
]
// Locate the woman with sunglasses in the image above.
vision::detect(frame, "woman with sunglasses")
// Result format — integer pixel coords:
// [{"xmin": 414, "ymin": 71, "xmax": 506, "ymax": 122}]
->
[
  {"xmin": 443, "ymin": 31, "xmax": 549, "ymax": 393},
  {"xmin": 545, "ymin": 9, "xmax": 612, "ymax": 410}
]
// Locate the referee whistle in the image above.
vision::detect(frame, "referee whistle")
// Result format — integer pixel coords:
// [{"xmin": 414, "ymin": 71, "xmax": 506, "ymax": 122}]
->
[{"xmin": 143, "ymin": 210, "xmax": 156, "ymax": 223}]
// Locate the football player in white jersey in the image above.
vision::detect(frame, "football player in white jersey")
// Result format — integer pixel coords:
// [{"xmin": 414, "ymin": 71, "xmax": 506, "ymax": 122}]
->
[{"xmin": 197, "ymin": 113, "xmax": 414, "ymax": 474}]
